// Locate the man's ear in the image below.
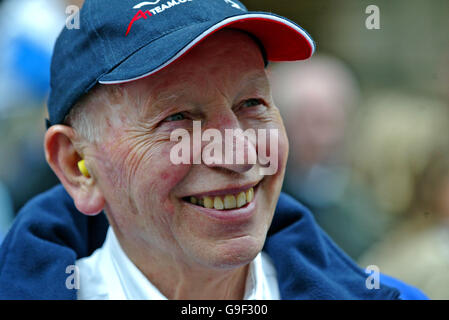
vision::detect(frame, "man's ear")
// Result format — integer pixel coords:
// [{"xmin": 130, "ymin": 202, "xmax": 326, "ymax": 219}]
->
[{"xmin": 44, "ymin": 125, "xmax": 105, "ymax": 216}]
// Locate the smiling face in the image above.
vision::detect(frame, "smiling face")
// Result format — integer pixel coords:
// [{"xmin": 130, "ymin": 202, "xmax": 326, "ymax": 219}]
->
[{"xmin": 84, "ymin": 29, "xmax": 289, "ymax": 271}]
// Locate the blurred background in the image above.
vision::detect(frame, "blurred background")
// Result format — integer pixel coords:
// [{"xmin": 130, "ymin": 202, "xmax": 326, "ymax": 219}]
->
[{"xmin": 0, "ymin": 0, "xmax": 448, "ymax": 299}]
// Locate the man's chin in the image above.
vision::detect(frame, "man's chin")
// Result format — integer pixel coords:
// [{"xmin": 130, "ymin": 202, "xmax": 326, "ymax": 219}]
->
[{"xmin": 191, "ymin": 235, "xmax": 265, "ymax": 270}]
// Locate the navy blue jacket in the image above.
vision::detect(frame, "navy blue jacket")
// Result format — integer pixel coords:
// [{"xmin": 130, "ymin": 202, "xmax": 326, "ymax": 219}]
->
[{"xmin": 0, "ymin": 185, "xmax": 427, "ymax": 299}]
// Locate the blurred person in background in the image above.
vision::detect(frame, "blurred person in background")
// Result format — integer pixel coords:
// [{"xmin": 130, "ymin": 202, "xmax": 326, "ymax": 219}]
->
[
  {"xmin": 357, "ymin": 93, "xmax": 449, "ymax": 299},
  {"xmin": 270, "ymin": 55, "xmax": 391, "ymax": 260},
  {"xmin": 350, "ymin": 93, "xmax": 449, "ymax": 218}
]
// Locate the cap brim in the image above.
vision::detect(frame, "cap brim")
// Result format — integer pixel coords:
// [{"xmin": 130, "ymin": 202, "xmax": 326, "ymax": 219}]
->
[{"xmin": 99, "ymin": 13, "xmax": 315, "ymax": 84}]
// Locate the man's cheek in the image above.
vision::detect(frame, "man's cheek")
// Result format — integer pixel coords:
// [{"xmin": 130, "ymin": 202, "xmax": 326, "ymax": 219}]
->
[
  {"xmin": 137, "ymin": 146, "xmax": 192, "ymax": 213},
  {"xmin": 256, "ymin": 123, "xmax": 288, "ymax": 177},
  {"xmin": 93, "ymin": 144, "xmax": 129, "ymax": 190},
  {"xmin": 278, "ymin": 130, "xmax": 289, "ymax": 173},
  {"xmin": 271, "ymin": 116, "xmax": 289, "ymax": 176},
  {"xmin": 158, "ymin": 145, "xmax": 191, "ymax": 185}
]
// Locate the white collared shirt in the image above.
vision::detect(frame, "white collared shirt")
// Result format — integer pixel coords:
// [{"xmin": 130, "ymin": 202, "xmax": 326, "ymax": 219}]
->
[{"xmin": 75, "ymin": 227, "xmax": 280, "ymax": 300}]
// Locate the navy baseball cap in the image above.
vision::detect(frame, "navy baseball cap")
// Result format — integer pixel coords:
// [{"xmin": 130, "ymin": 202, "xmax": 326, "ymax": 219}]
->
[{"xmin": 47, "ymin": 0, "xmax": 315, "ymax": 127}]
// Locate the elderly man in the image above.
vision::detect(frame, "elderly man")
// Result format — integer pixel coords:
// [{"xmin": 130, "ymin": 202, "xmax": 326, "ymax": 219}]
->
[{"xmin": 0, "ymin": 0, "xmax": 425, "ymax": 300}]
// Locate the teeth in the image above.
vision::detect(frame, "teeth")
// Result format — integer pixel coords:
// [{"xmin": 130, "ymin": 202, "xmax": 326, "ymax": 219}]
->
[
  {"xmin": 214, "ymin": 197, "xmax": 224, "ymax": 210},
  {"xmin": 236, "ymin": 192, "xmax": 247, "ymax": 208},
  {"xmin": 188, "ymin": 187, "xmax": 255, "ymax": 210},
  {"xmin": 224, "ymin": 195, "xmax": 237, "ymax": 209},
  {"xmin": 203, "ymin": 196, "xmax": 214, "ymax": 209},
  {"xmin": 246, "ymin": 188, "xmax": 254, "ymax": 202}
]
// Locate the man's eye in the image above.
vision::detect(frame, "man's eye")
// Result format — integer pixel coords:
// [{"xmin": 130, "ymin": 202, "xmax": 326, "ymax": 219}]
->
[
  {"xmin": 243, "ymin": 98, "xmax": 264, "ymax": 108},
  {"xmin": 163, "ymin": 113, "xmax": 186, "ymax": 122}
]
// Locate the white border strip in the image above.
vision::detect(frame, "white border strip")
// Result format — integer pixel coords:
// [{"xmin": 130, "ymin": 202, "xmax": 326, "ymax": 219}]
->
[{"xmin": 99, "ymin": 13, "xmax": 315, "ymax": 85}]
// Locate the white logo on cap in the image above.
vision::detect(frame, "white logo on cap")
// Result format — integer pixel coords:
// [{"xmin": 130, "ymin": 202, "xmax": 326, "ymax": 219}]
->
[
  {"xmin": 134, "ymin": 1, "xmax": 161, "ymax": 9},
  {"xmin": 127, "ymin": 0, "xmax": 193, "ymax": 36},
  {"xmin": 223, "ymin": 0, "xmax": 243, "ymax": 10}
]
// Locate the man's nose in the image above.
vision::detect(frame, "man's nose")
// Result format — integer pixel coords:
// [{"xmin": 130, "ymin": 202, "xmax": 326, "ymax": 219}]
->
[{"xmin": 201, "ymin": 117, "xmax": 257, "ymax": 174}]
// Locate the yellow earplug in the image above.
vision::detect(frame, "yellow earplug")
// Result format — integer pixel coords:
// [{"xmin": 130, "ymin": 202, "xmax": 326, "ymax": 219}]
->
[{"xmin": 77, "ymin": 160, "xmax": 91, "ymax": 178}]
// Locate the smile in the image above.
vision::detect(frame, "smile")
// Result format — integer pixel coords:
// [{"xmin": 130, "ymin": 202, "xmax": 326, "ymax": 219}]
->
[
  {"xmin": 182, "ymin": 182, "xmax": 259, "ymax": 212},
  {"xmin": 189, "ymin": 187, "xmax": 254, "ymax": 211}
]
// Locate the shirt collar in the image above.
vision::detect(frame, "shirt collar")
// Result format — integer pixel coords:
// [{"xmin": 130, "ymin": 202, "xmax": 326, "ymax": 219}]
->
[{"xmin": 106, "ymin": 227, "xmax": 279, "ymax": 300}]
